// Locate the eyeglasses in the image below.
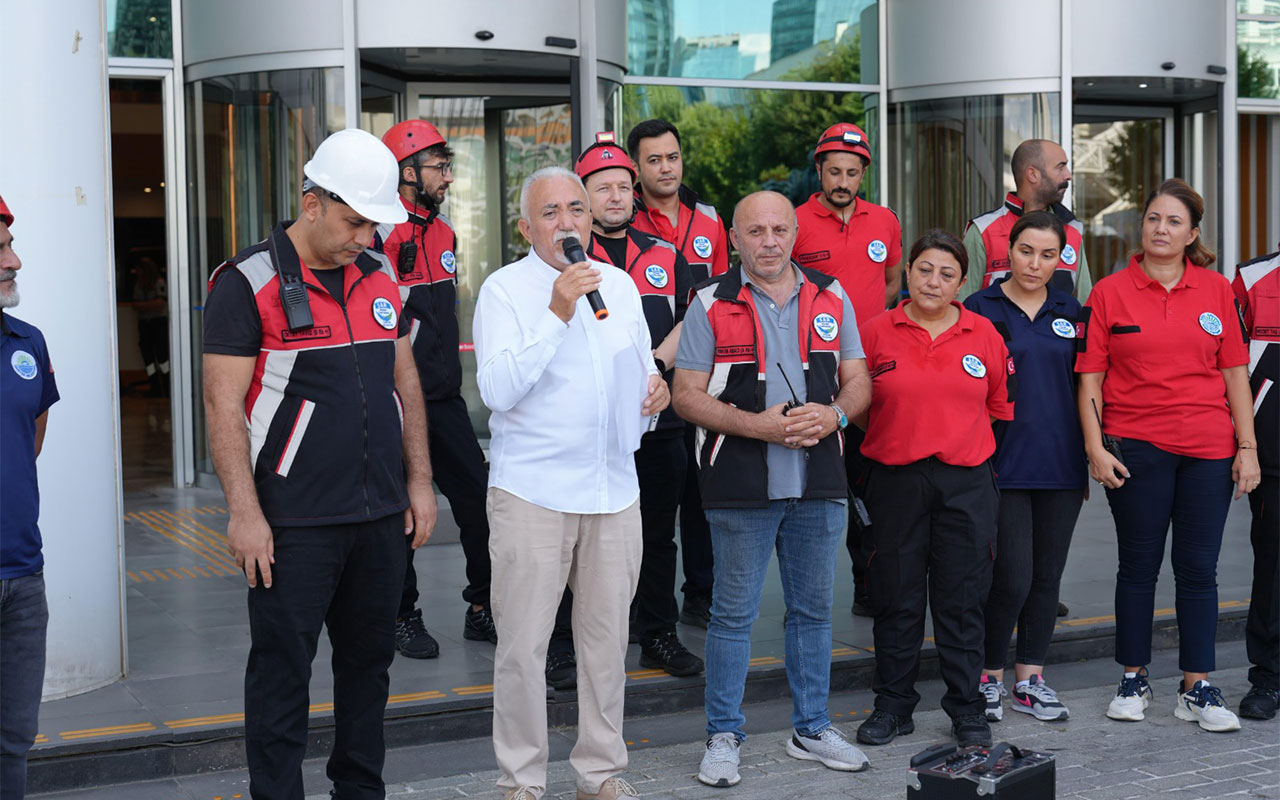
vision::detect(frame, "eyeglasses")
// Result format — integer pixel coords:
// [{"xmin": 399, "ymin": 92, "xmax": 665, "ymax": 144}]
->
[{"xmin": 416, "ymin": 161, "xmax": 454, "ymax": 176}]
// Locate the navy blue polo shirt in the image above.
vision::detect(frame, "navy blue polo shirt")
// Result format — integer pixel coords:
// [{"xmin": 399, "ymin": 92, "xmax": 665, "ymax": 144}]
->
[
  {"xmin": 964, "ymin": 281, "xmax": 1086, "ymax": 489},
  {"xmin": 1, "ymin": 312, "xmax": 59, "ymax": 579}
]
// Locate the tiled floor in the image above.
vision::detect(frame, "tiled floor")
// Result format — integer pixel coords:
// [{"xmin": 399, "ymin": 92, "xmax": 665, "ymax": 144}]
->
[{"xmin": 36, "ymin": 393, "xmax": 1256, "ymax": 757}]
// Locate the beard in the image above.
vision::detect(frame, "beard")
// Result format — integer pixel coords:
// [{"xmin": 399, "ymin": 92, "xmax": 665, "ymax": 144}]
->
[
  {"xmin": 823, "ymin": 188, "xmax": 854, "ymax": 208},
  {"xmin": 0, "ymin": 269, "xmax": 18, "ymax": 308}
]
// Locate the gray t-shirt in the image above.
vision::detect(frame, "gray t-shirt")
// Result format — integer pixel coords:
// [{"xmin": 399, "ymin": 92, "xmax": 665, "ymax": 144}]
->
[{"xmin": 677, "ymin": 266, "xmax": 864, "ymax": 500}]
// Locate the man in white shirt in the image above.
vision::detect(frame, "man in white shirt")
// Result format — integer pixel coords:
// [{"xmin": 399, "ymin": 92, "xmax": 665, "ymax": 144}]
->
[{"xmin": 474, "ymin": 166, "xmax": 669, "ymax": 800}]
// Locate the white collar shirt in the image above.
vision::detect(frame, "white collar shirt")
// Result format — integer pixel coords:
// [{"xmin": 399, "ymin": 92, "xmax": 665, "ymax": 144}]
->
[{"xmin": 473, "ymin": 249, "xmax": 658, "ymax": 514}]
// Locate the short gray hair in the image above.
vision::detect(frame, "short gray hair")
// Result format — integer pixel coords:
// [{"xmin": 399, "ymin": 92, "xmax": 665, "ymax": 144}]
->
[{"xmin": 520, "ymin": 166, "xmax": 586, "ymax": 222}]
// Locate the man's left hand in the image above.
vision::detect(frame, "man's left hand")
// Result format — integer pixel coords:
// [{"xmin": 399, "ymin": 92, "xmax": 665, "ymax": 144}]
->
[
  {"xmin": 783, "ymin": 402, "xmax": 837, "ymax": 448},
  {"xmin": 643, "ymin": 373, "xmax": 670, "ymax": 416},
  {"xmin": 405, "ymin": 478, "xmax": 439, "ymax": 549}
]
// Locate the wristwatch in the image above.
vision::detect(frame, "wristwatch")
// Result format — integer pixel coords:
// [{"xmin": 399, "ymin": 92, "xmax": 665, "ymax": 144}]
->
[{"xmin": 829, "ymin": 404, "xmax": 848, "ymax": 431}]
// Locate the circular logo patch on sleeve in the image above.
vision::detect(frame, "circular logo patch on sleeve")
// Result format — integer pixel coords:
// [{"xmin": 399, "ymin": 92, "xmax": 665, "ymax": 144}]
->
[
  {"xmin": 372, "ymin": 297, "xmax": 398, "ymax": 330},
  {"xmin": 440, "ymin": 250, "xmax": 457, "ymax": 274},
  {"xmin": 812, "ymin": 313, "xmax": 839, "ymax": 341},
  {"xmin": 1051, "ymin": 318, "xmax": 1076, "ymax": 338},
  {"xmin": 11, "ymin": 350, "xmax": 38, "ymax": 380},
  {"xmin": 1198, "ymin": 312, "xmax": 1222, "ymax": 335},
  {"xmin": 692, "ymin": 235, "xmax": 713, "ymax": 259},
  {"xmin": 961, "ymin": 354, "xmax": 987, "ymax": 378},
  {"xmin": 867, "ymin": 239, "xmax": 888, "ymax": 263},
  {"xmin": 645, "ymin": 264, "xmax": 669, "ymax": 288},
  {"xmin": 1061, "ymin": 244, "xmax": 1077, "ymax": 265}
]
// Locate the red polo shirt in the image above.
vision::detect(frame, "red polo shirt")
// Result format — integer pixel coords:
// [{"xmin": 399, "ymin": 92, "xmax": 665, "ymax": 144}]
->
[
  {"xmin": 794, "ymin": 193, "xmax": 901, "ymax": 331},
  {"xmin": 1076, "ymin": 256, "xmax": 1248, "ymax": 459},
  {"xmin": 860, "ymin": 302, "xmax": 1015, "ymax": 467}
]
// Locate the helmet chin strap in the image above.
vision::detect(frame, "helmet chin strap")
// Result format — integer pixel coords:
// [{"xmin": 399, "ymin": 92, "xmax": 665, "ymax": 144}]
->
[{"xmin": 595, "ymin": 209, "xmax": 634, "ymax": 235}]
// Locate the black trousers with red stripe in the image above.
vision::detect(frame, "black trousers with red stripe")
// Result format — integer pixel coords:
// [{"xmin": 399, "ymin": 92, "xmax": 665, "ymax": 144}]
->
[
  {"xmin": 862, "ymin": 457, "xmax": 998, "ymax": 720},
  {"xmin": 400, "ymin": 394, "xmax": 491, "ymax": 615}
]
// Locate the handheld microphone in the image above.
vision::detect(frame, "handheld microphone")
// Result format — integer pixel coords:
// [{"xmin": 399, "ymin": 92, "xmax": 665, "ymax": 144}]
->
[{"xmin": 561, "ymin": 236, "xmax": 609, "ymax": 320}]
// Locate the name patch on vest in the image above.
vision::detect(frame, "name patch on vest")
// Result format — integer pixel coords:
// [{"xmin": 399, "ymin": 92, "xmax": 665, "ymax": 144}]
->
[
  {"xmin": 796, "ymin": 250, "xmax": 829, "ymax": 264},
  {"xmin": 716, "ymin": 344, "xmax": 755, "ymax": 358},
  {"xmin": 282, "ymin": 326, "xmax": 333, "ymax": 342}
]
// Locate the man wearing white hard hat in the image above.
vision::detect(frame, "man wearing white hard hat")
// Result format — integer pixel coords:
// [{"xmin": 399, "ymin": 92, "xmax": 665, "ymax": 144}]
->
[{"xmin": 202, "ymin": 128, "xmax": 437, "ymax": 800}]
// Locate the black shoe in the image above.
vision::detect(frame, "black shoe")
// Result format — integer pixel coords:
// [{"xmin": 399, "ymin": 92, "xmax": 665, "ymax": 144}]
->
[
  {"xmin": 546, "ymin": 650, "xmax": 577, "ymax": 690},
  {"xmin": 680, "ymin": 593, "xmax": 712, "ymax": 628},
  {"xmin": 851, "ymin": 596, "xmax": 873, "ymax": 618},
  {"xmin": 394, "ymin": 609, "xmax": 440, "ymax": 659},
  {"xmin": 855, "ymin": 709, "xmax": 914, "ymax": 745},
  {"xmin": 639, "ymin": 629, "xmax": 705, "ymax": 677},
  {"xmin": 951, "ymin": 714, "xmax": 993, "ymax": 747},
  {"xmin": 463, "ymin": 604, "xmax": 498, "ymax": 644},
  {"xmin": 1057, "ymin": 601, "xmax": 1069, "ymax": 617},
  {"xmin": 1239, "ymin": 685, "xmax": 1280, "ymax": 720}
]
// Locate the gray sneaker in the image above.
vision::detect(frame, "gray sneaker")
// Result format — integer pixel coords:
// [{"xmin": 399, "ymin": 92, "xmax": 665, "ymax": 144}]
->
[
  {"xmin": 786, "ymin": 726, "xmax": 869, "ymax": 772},
  {"xmin": 697, "ymin": 732, "xmax": 741, "ymax": 787}
]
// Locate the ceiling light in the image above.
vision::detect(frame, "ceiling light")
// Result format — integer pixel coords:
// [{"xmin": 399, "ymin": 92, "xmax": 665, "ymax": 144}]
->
[
  {"xmin": 143, "ymin": 187, "xmax": 152, "ymax": 193},
  {"xmin": 1138, "ymin": 82, "xmax": 1149, "ymax": 88}
]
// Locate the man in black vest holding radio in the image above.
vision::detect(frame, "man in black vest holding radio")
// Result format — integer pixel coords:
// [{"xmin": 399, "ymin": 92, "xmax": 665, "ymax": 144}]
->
[{"xmin": 203, "ymin": 128, "xmax": 437, "ymax": 800}]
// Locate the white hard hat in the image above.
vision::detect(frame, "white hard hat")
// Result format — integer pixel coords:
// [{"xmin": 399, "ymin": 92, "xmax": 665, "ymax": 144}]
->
[{"xmin": 303, "ymin": 129, "xmax": 408, "ymax": 225}]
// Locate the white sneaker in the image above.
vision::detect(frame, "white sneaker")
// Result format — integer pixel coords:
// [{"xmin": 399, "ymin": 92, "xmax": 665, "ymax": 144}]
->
[
  {"xmin": 1106, "ymin": 669, "xmax": 1153, "ymax": 721},
  {"xmin": 697, "ymin": 732, "xmax": 741, "ymax": 787},
  {"xmin": 785, "ymin": 726, "xmax": 869, "ymax": 772},
  {"xmin": 980, "ymin": 675, "xmax": 1006, "ymax": 722},
  {"xmin": 1175, "ymin": 680, "xmax": 1241, "ymax": 732}
]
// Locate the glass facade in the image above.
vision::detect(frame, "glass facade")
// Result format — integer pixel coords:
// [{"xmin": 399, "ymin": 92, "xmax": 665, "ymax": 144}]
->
[
  {"xmin": 1239, "ymin": 17, "xmax": 1280, "ymax": 98},
  {"xmin": 107, "ymin": 0, "xmax": 172, "ymax": 59},
  {"xmin": 887, "ymin": 93, "xmax": 1059, "ymax": 248},
  {"xmin": 627, "ymin": 0, "xmax": 877, "ymax": 83},
  {"xmin": 185, "ymin": 67, "xmax": 344, "ymax": 473}
]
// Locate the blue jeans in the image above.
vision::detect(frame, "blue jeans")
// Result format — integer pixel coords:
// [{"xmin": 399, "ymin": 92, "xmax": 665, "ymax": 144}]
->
[
  {"xmin": 0, "ymin": 573, "xmax": 48, "ymax": 800},
  {"xmin": 704, "ymin": 499, "xmax": 844, "ymax": 740},
  {"xmin": 1105, "ymin": 439, "xmax": 1233, "ymax": 673}
]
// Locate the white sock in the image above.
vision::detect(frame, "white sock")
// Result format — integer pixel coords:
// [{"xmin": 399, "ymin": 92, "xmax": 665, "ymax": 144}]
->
[{"xmin": 1124, "ymin": 671, "xmax": 1138, "ymax": 679}]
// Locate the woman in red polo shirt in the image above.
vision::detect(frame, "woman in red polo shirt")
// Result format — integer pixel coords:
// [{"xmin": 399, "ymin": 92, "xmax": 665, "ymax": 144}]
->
[
  {"xmin": 852, "ymin": 229, "xmax": 1014, "ymax": 751},
  {"xmin": 1077, "ymin": 178, "xmax": 1259, "ymax": 733}
]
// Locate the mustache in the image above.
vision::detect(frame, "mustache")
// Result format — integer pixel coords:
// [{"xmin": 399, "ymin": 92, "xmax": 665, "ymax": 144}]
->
[{"xmin": 0, "ymin": 269, "xmax": 15, "ymax": 280}]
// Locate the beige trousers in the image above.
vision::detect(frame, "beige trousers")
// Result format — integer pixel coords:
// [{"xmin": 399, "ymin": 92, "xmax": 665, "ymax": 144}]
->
[{"xmin": 487, "ymin": 487, "xmax": 642, "ymax": 798}]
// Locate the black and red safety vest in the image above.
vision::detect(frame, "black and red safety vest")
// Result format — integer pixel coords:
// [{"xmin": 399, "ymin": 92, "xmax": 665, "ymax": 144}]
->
[
  {"xmin": 588, "ymin": 227, "xmax": 693, "ymax": 434},
  {"xmin": 208, "ymin": 223, "xmax": 408, "ymax": 527},
  {"xmin": 690, "ymin": 264, "xmax": 847, "ymax": 508},
  {"xmin": 967, "ymin": 192, "xmax": 1086, "ymax": 293},
  {"xmin": 1233, "ymin": 249, "xmax": 1280, "ymax": 477},
  {"xmin": 379, "ymin": 197, "xmax": 461, "ymax": 400},
  {"xmin": 632, "ymin": 184, "xmax": 729, "ymax": 285}
]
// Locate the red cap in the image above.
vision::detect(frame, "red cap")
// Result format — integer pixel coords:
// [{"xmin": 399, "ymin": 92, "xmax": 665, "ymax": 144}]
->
[
  {"xmin": 0, "ymin": 194, "xmax": 11, "ymax": 227},
  {"xmin": 382, "ymin": 120, "xmax": 447, "ymax": 164},
  {"xmin": 575, "ymin": 131, "xmax": 636, "ymax": 182},
  {"xmin": 814, "ymin": 123, "xmax": 871, "ymax": 165}
]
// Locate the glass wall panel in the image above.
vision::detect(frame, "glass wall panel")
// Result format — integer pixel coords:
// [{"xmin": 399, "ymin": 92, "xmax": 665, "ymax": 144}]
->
[
  {"xmin": 1071, "ymin": 118, "xmax": 1164, "ymax": 282},
  {"xmin": 887, "ymin": 93, "xmax": 1059, "ymax": 247},
  {"xmin": 628, "ymin": 0, "xmax": 878, "ymax": 83},
  {"xmin": 1239, "ymin": 18, "xmax": 1280, "ymax": 99},
  {"xmin": 107, "ymin": 0, "xmax": 172, "ymax": 59},
  {"xmin": 623, "ymin": 84, "xmax": 876, "ymax": 218},
  {"xmin": 185, "ymin": 67, "xmax": 344, "ymax": 474}
]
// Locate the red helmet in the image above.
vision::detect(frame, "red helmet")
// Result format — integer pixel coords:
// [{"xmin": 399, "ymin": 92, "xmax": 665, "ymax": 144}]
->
[
  {"xmin": 0, "ymin": 194, "xmax": 11, "ymax": 227},
  {"xmin": 575, "ymin": 131, "xmax": 636, "ymax": 182},
  {"xmin": 381, "ymin": 120, "xmax": 447, "ymax": 164},
  {"xmin": 814, "ymin": 123, "xmax": 871, "ymax": 165}
]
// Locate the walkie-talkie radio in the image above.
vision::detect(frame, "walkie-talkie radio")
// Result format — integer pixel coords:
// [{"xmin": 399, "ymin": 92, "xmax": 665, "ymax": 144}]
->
[
  {"xmin": 907, "ymin": 741, "xmax": 1055, "ymax": 799},
  {"xmin": 776, "ymin": 362, "xmax": 801, "ymax": 413},
  {"xmin": 1091, "ymin": 398, "xmax": 1125, "ymax": 470},
  {"xmin": 270, "ymin": 232, "xmax": 313, "ymax": 331}
]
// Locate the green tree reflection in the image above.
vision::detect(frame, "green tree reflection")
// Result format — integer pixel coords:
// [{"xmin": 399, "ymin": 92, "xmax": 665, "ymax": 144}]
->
[{"xmin": 623, "ymin": 35, "xmax": 867, "ymax": 218}]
